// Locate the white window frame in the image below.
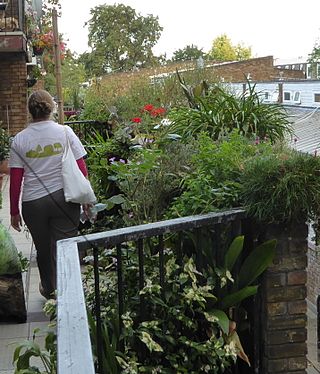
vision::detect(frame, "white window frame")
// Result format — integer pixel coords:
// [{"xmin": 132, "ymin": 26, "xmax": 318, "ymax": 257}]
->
[
  {"xmin": 317, "ymin": 63, "xmax": 320, "ymax": 79},
  {"xmin": 293, "ymin": 91, "xmax": 301, "ymax": 104},
  {"xmin": 283, "ymin": 91, "xmax": 292, "ymax": 102},
  {"xmin": 307, "ymin": 64, "xmax": 312, "ymax": 79},
  {"xmin": 314, "ymin": 93, "xmax": 320, "ymax": 103}
]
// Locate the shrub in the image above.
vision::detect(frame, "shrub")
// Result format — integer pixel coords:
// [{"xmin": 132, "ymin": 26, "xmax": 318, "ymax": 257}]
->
[
  {"xmin": 167, "ymin": 83, "xmax": 292, "ymax": 143},
  {"xmin": 241, "ymin": 148, "xmax": 320, "ymax": 224},
  {"xmin": 108, "ymin": 142, "xmax": 194, "ymax": 226},
  {"xmin": 168, "ymin": 132, "xmax": 273, "ymax": 218},
  {"xmin": 80, "ymin": 66, "xmax": 220, "ymax": 122}
]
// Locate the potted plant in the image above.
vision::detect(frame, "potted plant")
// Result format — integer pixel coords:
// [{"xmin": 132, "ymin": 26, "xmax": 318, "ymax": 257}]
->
[
  {"xmin": 31, "ymin": 35, "xmax": 46, "ymax": 55},
  {"xmin": 0, "ymin": 127, "xmax": 11, "ymax": 174}
]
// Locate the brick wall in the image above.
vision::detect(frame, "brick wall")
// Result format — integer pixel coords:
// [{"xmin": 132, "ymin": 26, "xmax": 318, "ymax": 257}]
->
[
  {"xmin": 212, "ymin": 56, "xmax": 304, "ymax": 82},
  {"xmin": 260, "ymin": 222, "xmax": 308, "ymax": 374},
  {"xmin": 0, "ymin": 53, "xmax": 28, "ymax": 134},
  {"xmin": 101, "ymin": 56, "xmax": 305, "ymax": 87}
]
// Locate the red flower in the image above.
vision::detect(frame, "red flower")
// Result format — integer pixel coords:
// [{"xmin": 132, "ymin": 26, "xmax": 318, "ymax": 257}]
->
[
  {"xmin": 150, "ymin": 107, "xmax": 166, "ymax": 117},
  {"xmin": 143, "ymin": 104, "xmax": 154, "ymax": 112},
  {"xmin": 132, "ymin": 117, "xmax": 142, "ymax": 123}
]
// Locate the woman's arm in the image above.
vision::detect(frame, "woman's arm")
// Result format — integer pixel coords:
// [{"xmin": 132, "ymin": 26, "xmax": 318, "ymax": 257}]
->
[
  {"xmin": 76, "ymin": 157, "xmax": 88, "ymax": 177},
  {"xmin": 10, "ymin": 167, "xmax": 24, "ymax": 215},
  {"xmin": 10, "ymin": 167, "xmax": 24, "ymax": 231}
]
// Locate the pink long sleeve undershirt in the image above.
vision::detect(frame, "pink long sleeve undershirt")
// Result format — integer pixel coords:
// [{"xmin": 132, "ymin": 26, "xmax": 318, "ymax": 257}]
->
[{"xmin": 10, "ymin": 157, "xmax": 88, "ymax": 216}]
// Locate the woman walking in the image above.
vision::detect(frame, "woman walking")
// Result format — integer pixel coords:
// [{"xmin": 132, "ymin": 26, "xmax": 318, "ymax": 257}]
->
[{"xmin": 9, "ymin": 90, "xmax": 89, "ymax": 299}]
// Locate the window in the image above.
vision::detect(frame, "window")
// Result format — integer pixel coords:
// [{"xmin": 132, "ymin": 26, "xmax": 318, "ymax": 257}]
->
[
  {"xmin": 283, "ymin": 91, "xmax": 291, "ymax": 101},
  {"xmin": 314, "ymin": 93, "xmax": 320, "ymax": 102},
  {"xmin": 272, "ymin": 92, "xmax": 279, "ymax": 102},
  {"xmin": 307, "ymin": 64, "xmax": 312, "ymax": 79},
  {"xmin": 264, "ymin": 92, "xmax": 271, "ymax": 101},
  {"xmin": 293, "ymin": 91, "xmax": 301, "ymax": 104},
  {"xmin": 317, "ymin": 64, "xmax": 320, "ymax": 79}
]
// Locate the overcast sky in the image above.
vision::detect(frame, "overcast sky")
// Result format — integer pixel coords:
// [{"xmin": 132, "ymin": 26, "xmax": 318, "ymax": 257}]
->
[{"xmin": 59, "ymin": 0, "xmax": 320, "ymax": 62}]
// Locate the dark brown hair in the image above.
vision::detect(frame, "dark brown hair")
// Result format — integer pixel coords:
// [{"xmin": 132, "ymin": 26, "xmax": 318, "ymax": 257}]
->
[{"xmin": 28, "ymin": 90, "xmax": 55, "ymax": 120}]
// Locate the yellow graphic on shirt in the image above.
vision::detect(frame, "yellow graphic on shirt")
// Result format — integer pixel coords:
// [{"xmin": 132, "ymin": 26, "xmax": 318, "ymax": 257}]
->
[{"xmin": 26, "ymin": 143, "xmax": 63, "ymax": 158}]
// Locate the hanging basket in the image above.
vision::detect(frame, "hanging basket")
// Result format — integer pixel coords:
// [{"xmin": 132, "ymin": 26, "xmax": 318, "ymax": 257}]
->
[{"xmin": 32, "ymin": 46, "xmax": 44, "ymax": 56}]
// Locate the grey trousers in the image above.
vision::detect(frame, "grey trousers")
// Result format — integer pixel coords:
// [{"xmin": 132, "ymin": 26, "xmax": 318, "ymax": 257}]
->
[{"xmin": 22, "ymin": 189, "xmax": 80, "ymax": 296}]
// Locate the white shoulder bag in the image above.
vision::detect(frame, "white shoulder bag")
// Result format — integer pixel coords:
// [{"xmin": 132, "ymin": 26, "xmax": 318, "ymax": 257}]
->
[{"xmin": 61, "ymin": 127, "xmax": 97, "ymax": 204}]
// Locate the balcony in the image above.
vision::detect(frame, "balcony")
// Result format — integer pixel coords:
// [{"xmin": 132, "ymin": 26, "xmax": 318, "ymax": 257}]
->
[{"xmin": 0, "ymin": 0, "xmax": 27, "ymax": 53}]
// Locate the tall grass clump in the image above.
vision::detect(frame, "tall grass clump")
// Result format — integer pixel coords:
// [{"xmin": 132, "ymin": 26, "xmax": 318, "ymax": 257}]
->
[
  {"xmin": 241, "ymin": 148, "xmax": 320, "ymax": 223},
  {"xmin": 168, "ymin": 82, "xmax": 293, "ymax": 143}
]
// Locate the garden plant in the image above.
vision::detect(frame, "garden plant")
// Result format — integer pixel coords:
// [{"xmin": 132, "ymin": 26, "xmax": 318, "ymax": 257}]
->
[{"xmin": 13, "ymin": 68, "xmax": 320, "ymax": 373}]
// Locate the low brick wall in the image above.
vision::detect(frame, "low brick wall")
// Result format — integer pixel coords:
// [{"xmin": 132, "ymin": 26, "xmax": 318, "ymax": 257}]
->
[{"xmin": 260, "ymin": 222, "xmax": 308, "ymax": 373}]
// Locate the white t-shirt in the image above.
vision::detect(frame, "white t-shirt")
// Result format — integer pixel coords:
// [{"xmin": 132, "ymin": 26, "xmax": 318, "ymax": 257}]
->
[{"xmin": 9, "ymin": 121, "xmax": 87, "ymax": 202}]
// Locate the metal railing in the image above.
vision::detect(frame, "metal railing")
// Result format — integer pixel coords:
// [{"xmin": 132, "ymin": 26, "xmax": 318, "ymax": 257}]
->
[
  {"xmin": 57, "ymin": 209, "xmax": 251, "ymax": 374},
  {"xmin": 65, "ymin": 120, "xmax": 111, "ymax": 144},
  {"xmin": 0, "ymin": 0, "xmax": 24, "ymax": 32}
]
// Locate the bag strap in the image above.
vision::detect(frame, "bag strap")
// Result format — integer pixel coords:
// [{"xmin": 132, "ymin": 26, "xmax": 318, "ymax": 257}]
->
[{"xmin": 63, "ymin": 126, "xmax": 70, "ymax": 154}]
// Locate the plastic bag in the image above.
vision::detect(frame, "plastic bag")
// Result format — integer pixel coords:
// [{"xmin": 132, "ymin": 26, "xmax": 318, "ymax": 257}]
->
[{"xmin": 0, "ymin": 223, "xmax": 21, "ymax": 275}]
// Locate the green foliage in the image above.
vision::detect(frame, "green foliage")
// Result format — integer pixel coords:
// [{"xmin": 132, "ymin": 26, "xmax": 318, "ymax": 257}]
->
[
  {"xmin": 172, "ymin": 44, "xmax": 205, "ymax": 62},
  {"xmin": 112, "ymin": 80, "xmax": 168, "ymax": 121},
  {"xmin": 237, "ymin": 239, "xmax": 276, "ymax": 288},
  {"xmin": 13, "ymin": 301, "xmax": 57, "ymax": 374},
  {"xmin": 0, "ymin": 127, "xmax": 11, "ymax": 161},
  {"xmin": 84, "ymin": 251, "xmax": 239, "ymax": 373},
  {"xmin": 0, "ymin": 223, "xmax": 21, "ymax": 275},
  {"xmin": 220, "ymin": 235, "xmax": 276, "ymax": 308},
  {"xmin": 86, "ymin": 3, "xmax": 163, "ymax": 75},
  {"xmin": 241, "ymin": 148, "xmax": 320, "ymax": 223},
  {"xmin": 13, "ymin": 328, "xmax": 56, "ymax": 374},
  {"xmin": 108, "ymin": 143, "xmax": 193, "ymax": 225},
  {"xmin": 168, "ymin": 132, "xmax": 272, "ymax": 218},
  {"xmin": 168, "ymin": 82, "xmax": 292, "ymax": 143},
  {"xmin": 83, "ymin": 232, "xmax": 276, "ymax": 373},
  {"xmin": 80, "ymin": 86, "xmax": 112, "ymax": 122},
  {"xmin": 208, "ymin": 34, "xmax": 251, "ymax": 62},
  {"xmin": 80, "ymin": 62, "xmax": 220, "ymax": 123},
  {"xmin": 18, "ymin": 251, "xmax": 30, "ymax": 273},
  {"xmin": 61, "ymin": 55, "xmax": 87, "ymax": 109},
  {"xmin": 308, "ymin": 39, "xmax": 320, "ymax": 63}
]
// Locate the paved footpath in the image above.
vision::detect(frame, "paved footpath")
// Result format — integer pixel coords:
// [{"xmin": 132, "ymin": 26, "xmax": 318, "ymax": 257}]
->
[{"xmin": 0, "ymin": 175, "xmax": 49, "ymax": 374}]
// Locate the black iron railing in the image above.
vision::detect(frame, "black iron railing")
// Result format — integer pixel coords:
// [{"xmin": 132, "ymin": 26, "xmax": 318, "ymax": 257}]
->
[
  {"xmin": 0, "ymin": 0, "xmax": 24, "ymax": 32},
  {"xmin": 65, "ymin": 120, "xmax": 111, "ymax": 144},
  {"xmin": 57, "ymin": 209, "xmax": 256, "ymax": 374}
]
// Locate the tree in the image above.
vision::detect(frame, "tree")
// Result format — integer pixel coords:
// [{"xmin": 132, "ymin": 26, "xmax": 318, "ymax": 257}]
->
[
  {"xmin": 235, "ymin": 43, "xmax": 252, "ymax": 61},
  {"xmin": 172, "ymin": 44, "xmax": 205, "ymax": 62},
  {"xmin": 307, "ymin": 41, "xmax": 320, "ymax": 79},
  {"xmin": 86, "ymin": 4, "xmax": 163, "ymax": 75},
  {"xmin": 208, "ymin": 34, "xmax": 251, "ymax": 62},
  {"xmin": 61, "ymin": 55, "xmax": 87, "ymax": 109},
  {"xmin": 308, "ymin": 40, "xmax": 320, "ymax": 64}
]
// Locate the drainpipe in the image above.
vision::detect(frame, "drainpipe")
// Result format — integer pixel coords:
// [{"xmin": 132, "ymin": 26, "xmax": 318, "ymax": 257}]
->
[{"xmin": 278, "ymin": 83, "xmax": 283, "ymax": 104}]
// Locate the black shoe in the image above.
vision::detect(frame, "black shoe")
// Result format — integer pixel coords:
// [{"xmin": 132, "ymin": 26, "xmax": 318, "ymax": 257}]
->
[{"xmin": 39, "ymin": 282, "xmax": 53, "ymax": 300}]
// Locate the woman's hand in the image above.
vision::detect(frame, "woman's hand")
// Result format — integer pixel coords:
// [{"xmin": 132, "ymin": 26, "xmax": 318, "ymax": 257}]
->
[
  {"xmin": 11, "ymin": 214, "xmax": 22, "ymax": 232},
  {"xmin": 81, "ymin": 203, "xmax": 94, "ymax": 221}
]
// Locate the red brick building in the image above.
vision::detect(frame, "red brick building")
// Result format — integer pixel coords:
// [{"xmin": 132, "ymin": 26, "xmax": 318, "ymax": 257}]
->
[{"xmin": 0, "ymin": 0, "xmax": 29, "ymax": 135}]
